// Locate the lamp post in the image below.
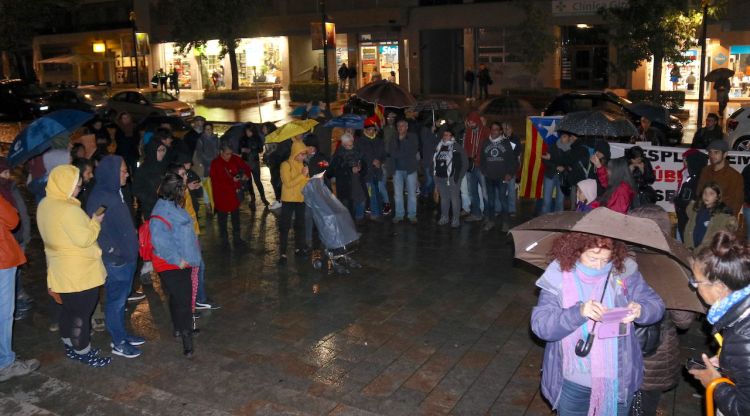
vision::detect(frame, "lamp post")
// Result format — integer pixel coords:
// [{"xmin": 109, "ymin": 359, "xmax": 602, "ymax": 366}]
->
[
  {"xmin": 696, "ymin": 1, "xmax": 709, "ymax": 130},
  {"xmin": 129, "ymin": 11, "xmax": 141, "ymax": 88},
  {"xmin": 320, "ymin": 0, "xmax": 330, "ymax": 112}
]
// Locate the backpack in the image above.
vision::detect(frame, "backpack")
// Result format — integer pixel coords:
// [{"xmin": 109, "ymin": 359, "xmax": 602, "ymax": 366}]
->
[{"xmin": 138, "ymin": 215, "xmax": 171, "ymax": 261}]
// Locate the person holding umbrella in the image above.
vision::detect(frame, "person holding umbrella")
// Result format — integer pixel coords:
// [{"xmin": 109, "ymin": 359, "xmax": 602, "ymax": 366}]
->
[
  {"xmin": 688, "ymin": 230, "xmax": 750, "ymax": 415},
  {"xmin": 531, "ymin": 232, "xmax": 664, "ymax": 415}
]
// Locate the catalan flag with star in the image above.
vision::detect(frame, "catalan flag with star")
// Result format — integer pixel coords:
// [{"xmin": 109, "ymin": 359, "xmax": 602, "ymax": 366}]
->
[{"xmin": 519, "ymin": 116, "xmax": 563, "ymax": 199}]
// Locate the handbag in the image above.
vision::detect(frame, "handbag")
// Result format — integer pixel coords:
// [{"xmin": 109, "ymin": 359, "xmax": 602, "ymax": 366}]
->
[{"xmin": 634, "ymin": 320, "xmax": 661, "ymax": 357}]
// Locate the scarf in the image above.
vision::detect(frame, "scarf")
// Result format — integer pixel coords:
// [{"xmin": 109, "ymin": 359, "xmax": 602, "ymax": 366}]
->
[
  {"xmin": 433, "ymin": 139, "xmax": 455, "ymax": 178},
  {"xmin": 561, "ymin": 262, "xmax": 619, "ymax": 416},
  {"xmin": 557, "ymin": 140, "xmax": 572, "ymax": 152},
  {"xmin": 707, "ymin": 284, "xmax": 750, "ymax": 324}
]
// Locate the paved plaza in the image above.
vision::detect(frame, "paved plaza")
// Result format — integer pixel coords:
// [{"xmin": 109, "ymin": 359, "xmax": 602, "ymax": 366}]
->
[{"xmin": 0, "ymin": 175, "xmax": 710, "ymax": 415}]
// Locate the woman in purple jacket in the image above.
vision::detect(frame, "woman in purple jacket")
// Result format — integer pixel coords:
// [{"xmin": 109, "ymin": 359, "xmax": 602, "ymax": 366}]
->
[{"xmin": 531, "ymin": 233, "xmax": 665, "ymax": 416}]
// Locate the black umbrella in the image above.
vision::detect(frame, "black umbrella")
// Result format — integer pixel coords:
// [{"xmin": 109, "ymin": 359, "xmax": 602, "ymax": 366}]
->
[
  {"xmin": 705, "ymin": 67, "xmax": 734, "ymax": 82},
  {"xmin": 558, "ymin": 110, "xmax": 638, "ymax": 138},
  {"xmin": 627, "ymin": 101, "xmax": 670, "ymax": 125},
  {"xmin": 355, "ymin": 80, "xmax": 417, "ymax": 108}
]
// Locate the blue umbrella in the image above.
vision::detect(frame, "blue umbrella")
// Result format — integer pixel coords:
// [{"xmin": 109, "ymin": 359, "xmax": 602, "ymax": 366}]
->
[
  {"xmin": 9, "ymin": 110, "xmax": 94, "ymax": 166},
  {"xmin": 324, "ymin": 114, "xmax": 364, "ymax": 129}
]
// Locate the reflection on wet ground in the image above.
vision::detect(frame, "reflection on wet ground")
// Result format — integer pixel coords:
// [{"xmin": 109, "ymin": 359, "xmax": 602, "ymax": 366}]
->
[{"xmin": 1, "ymin": 152, "xmax": 707, "ymax": 416}]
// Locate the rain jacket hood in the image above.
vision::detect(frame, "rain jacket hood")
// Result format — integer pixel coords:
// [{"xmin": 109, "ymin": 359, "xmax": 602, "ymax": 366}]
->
[{"xmin": 46, "ymin": 165, "xmax": 81, "ymax": 201}]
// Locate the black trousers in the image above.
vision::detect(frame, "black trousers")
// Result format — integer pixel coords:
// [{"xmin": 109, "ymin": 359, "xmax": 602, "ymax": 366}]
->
[
  {"xmin": 246, "ymin": 161, "xmax": 267, "ymax": 203},
  {"xmin": 270, "ymin": 166, "xmax": 282, "ymax": 200},
  {"xmin": 59, "ymin": 286, "xmax": 100, "ymax": 351},
  {"xmin": 159, "ymin": 268, "xmax": 193, "ymax": 332},
  {"xmin": 217, "ymin": 209, "xmax": 240, "ymax": 241},
  {"xmin": 279, "ymin": 202, "xmax": 306, "ymax": 254}
]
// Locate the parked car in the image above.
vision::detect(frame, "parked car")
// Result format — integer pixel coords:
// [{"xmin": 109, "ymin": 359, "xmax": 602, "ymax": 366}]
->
[
  {"xmin": 727, "ymin": 104, "xmax": 750, "ymax": 151},
  {"xmin": 0, "ymin": 79, "xmax": 49, "ymax": 120},
  {"xmin": 47, "ymin": 87, "xmax": 109, "ymax": 116},
  {"xmin": 543, "ymin": 91, "xmax": 683, "ymax": 145},
  {"xmin": 478, "ymin": 96, "xmax": 537, "ymax": 129},
  {"xmin": 106, "ymin": 89, "xmax": 193, "ymax": 122}
]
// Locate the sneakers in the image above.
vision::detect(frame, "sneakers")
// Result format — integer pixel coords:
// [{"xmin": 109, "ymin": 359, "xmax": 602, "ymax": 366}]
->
[
  {"xmin": 465, "ymin": 215, "xmax": 483, "ymax": 223},
  {"xmin": 127, "ymin": 290, "xmax": 146, "ymax": 303},
  {"xmin": 0, "ymin": 359, "xmax": 40, "ymax": 382},
  {"xmin": 269, "ymin": 200, "xmax": 282, "ymax": 210},
  {"xmin": 111, "ymin": 341, "xmax": 142, "ymax": 358},
  {"xmin": 125, "ymin": 335, "xmax": 146, "ymax": 346},
  {"xmin": 91, "ymin": 317, "xmax": 106, "ymax": 332},
  {"xmin": 437, "ymin": 217, "xmax": 449, "ymax": 226},
  {"xmin": 73, "ymin": 350, "xmax": 111, "ymax": 367},
  {"xmin": 451, "ymin": 220, "xmax": 460, "ymax": 228},
  {"xmin": 49, "ymin": 322, "xmax": 59, "ymax": 332},
  {"xmin": 382, "ymin": 203, "xmax": 392, "ymax": 216},
  {"xmin": 195, "ymin": 300, "xmax": 221, "ymax": 310}
]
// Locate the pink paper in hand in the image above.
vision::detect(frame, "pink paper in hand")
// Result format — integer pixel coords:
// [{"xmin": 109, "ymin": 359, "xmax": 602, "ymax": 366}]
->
[{"xmin": 597, "ymin": 307, "xmax": 631, "ymax": 339}]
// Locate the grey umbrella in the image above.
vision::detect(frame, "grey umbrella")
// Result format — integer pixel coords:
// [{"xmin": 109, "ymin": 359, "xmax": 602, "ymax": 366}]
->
[
  {"xmin": 558, "ymin": 110, "xmax": 638, "ymax": 138},
  {"xmin": 628, "ymin": 101, "xmax": 670, "ymax": 125}
]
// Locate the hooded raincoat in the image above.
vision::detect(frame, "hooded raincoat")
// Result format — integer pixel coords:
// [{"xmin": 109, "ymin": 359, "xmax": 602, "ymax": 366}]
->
[
  {"xmin": 37, "ymin": 165, "xmax": 106, "ymax": 293},
  {"xmin": 280, "ymin": 140, "xmax": 309, "ymax": 202},
  {"xmin": 133, "ymin": 141, "xmax": 168, "ymax": 218}
]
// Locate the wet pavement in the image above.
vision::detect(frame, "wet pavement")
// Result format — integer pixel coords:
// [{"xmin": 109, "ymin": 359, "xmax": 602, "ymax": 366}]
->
[{"xmin": 1, "ymin": 170, "xmax": 711, "ymax": 415}]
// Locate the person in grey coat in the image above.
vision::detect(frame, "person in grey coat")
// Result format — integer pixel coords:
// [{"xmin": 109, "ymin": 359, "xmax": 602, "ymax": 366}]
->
[
  {"xmin": 387, "ymin": 120, "xmax": 419, "ymax": 223},
  {"xmin": 433, "ymin": 128, "xmax": 468, "ymax": 228}
]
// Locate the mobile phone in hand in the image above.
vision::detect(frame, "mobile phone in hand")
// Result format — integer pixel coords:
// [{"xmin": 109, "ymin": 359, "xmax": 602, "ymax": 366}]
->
[
  {"xmin": 94, "ymin": 205, "xmax": 107, "ymax": 216},
  {"xmin": 685, "ymin": 358, "xmax": 706, "ymax": 371}
]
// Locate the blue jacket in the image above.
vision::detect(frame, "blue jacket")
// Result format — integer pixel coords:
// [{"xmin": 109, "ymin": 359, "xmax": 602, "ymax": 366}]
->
[
  {"xmin": 150, "ymin": 198, "xmax": 202, "ymax": 268},
  {"xmin": 530, "ymin": 259, "xmax": 665, "ymax": 409},
  {"xmin": 85, "ymin": 155, "xmax": 138, "ymax": 265}
]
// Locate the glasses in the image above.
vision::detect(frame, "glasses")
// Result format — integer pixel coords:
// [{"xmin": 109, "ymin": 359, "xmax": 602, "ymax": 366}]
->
[{"xmin": 688, "ymin": 275, "xmax": 714, "ymax": 288}]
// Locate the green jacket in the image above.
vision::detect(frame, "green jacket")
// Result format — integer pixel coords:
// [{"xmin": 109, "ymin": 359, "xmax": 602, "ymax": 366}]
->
[{"xmin": 683, "ymin": 201, "xmax": 738, "ymax": 252}]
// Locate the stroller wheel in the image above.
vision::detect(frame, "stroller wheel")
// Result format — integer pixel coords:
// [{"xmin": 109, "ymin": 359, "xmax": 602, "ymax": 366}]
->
[{"xmin": 332, "ymin": 261, "xmax": 349, "ymax": 275}]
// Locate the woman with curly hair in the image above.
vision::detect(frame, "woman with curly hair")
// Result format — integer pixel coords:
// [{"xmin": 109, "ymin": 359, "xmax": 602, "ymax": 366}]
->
[{"xmin": 531, "ymin": 232, "xmax": 665, "ymax": 415}]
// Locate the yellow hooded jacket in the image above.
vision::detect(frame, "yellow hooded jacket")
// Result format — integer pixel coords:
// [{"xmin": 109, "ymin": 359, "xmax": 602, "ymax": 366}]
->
[
  {"xmin": 37, "ymin": 165, "xmax": 106, "ymax": 293},
  {"xmin": 280, "ymin": 139, "xmax": 309, "ymax": 202}
]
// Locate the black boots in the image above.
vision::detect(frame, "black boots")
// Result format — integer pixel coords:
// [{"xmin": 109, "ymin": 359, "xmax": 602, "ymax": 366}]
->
[{"xmin": 180, "ymin": 330, "xmax": 193, "ymax": 358}]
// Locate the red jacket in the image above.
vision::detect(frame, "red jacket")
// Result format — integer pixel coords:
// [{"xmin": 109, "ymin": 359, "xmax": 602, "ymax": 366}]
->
[
  {"xmin": 0, "ymin": 195, "xmax": 26, "ymax": 269},
  {"xmin": 209, "ymin": 154, "xmax": 252, "ymax": 213},
  {"xmin": 593, "ymin": 166, "xmax": 635, "ymax": 214},
  {"xmin": 463, "ymin": 112, "xmax": 489, "ymax": 164}
]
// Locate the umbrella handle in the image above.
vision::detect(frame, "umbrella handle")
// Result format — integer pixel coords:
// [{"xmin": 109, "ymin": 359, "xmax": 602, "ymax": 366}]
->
[{"xmin": 575, "ymin": 328, "xmax": 596, "ymax": 357}]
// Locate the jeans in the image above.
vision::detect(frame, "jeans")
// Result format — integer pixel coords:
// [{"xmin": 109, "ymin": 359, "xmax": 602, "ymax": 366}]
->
[
  {"xmin": 246, "ymin": 160, "xmax": 267, "ymax": 204},
  {"xmin": 485, "ymin": 177, "xmax": 508, "ymax": 220},
  {"xmin": 466, "ymin": 168, "xmax": 487, "ymax": 217},
  {"xmin": 0, "ymin": 267, "xmax": 17, "ymax": 368},
  {"xmin": 479, "ymin": 82, "xmax": 489, "ymax": 100},
  {"xmin": 557, "ymin": 379, "xmax": 631, "ymax": 416},
  {"xmin": 420, "ymin": 160, "xmax": 435, "ymax": 198},
  {"xmin": 542, "ymin": 175, "xmax": 564, "ymax": 214},
  {"xmin": 744, "ymin": 206, "xmax": 750, "ymax": 243},
  {"xmin": 217, "ymin": 209, "xmax": 240, "ymax": 242},
  {"xmin": 368, "ymin": 178, "xmax": 384, "ymax": 217},
  {"xmin": 197, "ymin": 259, "xmax": 207, "ymax": 304},
  {"xmin": 506, "ymin": 176, "xmax": 517, "ymax": 214},
  {"xmin": 393, "ymin": 170, "xmax": 417, "ymax": 220},
  {"xmin": 104, "ymin": 262, "xmax": 136, "ymax": 345}
]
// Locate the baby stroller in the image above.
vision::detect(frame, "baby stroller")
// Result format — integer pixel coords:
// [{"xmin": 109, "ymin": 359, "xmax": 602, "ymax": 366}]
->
[{"xmin": 302, "ymin": 174, "xmax": 361, "ymax": 274}]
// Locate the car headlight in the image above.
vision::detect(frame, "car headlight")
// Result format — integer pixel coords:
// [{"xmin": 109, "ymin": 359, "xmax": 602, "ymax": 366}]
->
[
  {"xmin": 23, "ymin": 98, "xmax": 32, "ymax": 104},
  {"xmin": 164, "ymin": 109, "xmax": 177, "ymax": 115}
]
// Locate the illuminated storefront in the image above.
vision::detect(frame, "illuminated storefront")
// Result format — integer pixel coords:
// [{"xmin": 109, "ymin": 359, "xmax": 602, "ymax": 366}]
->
[{"xmin": 359, "ymin": 41, "xmax": 399, "ymax": 85}]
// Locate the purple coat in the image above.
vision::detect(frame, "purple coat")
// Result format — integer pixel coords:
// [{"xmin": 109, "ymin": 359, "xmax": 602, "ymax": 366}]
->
[{"xmin": 531, "ymin": 259, "xmax": 665, "ymax": 409}]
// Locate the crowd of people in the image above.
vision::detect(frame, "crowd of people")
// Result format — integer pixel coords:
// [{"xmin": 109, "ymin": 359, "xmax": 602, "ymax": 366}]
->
[{"xmin": 1, "ymin": 105, "xmax": 750, "ymax": 415}]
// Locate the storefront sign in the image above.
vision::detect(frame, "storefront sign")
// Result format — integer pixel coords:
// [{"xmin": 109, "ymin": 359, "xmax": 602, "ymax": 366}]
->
[
  {"xmin": 714, "ymin": 52, "xmax": 728, "ymax": 65},
  {"xmin": 551, "ymin": 0, "xmax": 628, "ymax": 16},
  {"xmin": 610, "ymin": 143, "xmax": 750, "ymax": 212}
]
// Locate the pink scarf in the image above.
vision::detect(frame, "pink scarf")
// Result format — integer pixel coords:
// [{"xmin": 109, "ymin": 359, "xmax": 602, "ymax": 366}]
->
[{"xmin": 561, "ymin": 269, "xmax": 619, "ymax": 416}]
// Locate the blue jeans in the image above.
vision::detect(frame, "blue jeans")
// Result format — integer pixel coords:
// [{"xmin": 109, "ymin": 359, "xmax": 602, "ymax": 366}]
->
[
  {"xmin": 197, "ymin": 259, "xmax": 206, "ymax": 304},
  {"xmin": 467, "ymin": 168, "xmax": 487, "ymax": 217},
  {"xmin": 368, "ymin": 177, "xmax": 384, "ymax": 217},
  {"xmin": 485, "ymin": 177, "xmax": 508, "ymax": 219},
  {"xmin": 393, "ymin": 170, "xmax": 417, "ymax": 219},
  {"xmin": 542, "ymin": 175, "xmax": 564, "ymax": 214},
  {"xmin": 557, "ymin": 379, "xmax": 631, "ymax": 416},
  {"xmin": 104, "ymin": 262, "xmax": 136, "ymax": 345},
  {"xmin": 0, "ymin": 267, "xmax": 17, "ymax": 368},
  {"xmin": 420, "ymin": 160, "xmax": 435, "ymax": 197},
  {"xmin": 378, "ymin": 171, "xmax": 390, "ymax": 204}
]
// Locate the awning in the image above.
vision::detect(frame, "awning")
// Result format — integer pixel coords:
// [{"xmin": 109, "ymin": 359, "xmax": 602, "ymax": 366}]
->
[{"xmin": 38, "ymin": 54, "xmax": 112, "ymax": 64}]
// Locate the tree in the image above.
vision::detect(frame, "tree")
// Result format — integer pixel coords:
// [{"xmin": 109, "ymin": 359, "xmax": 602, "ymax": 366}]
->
[
  {"xmin": 170, "ymin": 0, "xmax": 267, "ymax": 91},
  {"xmin": 507, "ymin": 1, "xmax": 558, "ymax": 88},
  {"xmin": 600, "ymin": 0, "xmax": 725, "ymax": 92},
  {"xmin": 0, "ymin": 0, "xmax": 78, "ymax": 79}
]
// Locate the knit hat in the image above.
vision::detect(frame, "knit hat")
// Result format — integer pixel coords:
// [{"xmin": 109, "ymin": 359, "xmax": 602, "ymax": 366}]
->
[
  {"xmin": 707, "ymin": 139, "xmax": 729, "ymax": 153},
  {"xmin": 577, "ymin": 179, "xmax": 597, "ymax": 204}
]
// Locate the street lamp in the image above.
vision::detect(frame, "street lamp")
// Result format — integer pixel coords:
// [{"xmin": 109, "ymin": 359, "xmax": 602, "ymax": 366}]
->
[
  {"xmin": 129, "ymin": 11, "xmax": 141, "ymax": 88},
  {"xmin": 696, "ymin": 1, "xmax": 710, "ymax": 129},
  {"xmin": 320, "ymin": 0, "xmax": 330, "ymax": 114},
  {"xmin": 92, "ymin": 42, "xmax": 106, "ymax": 53}
]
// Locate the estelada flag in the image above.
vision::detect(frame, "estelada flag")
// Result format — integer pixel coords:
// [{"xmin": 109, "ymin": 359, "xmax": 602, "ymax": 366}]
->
[
  {"xmin": 374, "ymin": 104, "xmax": 385, "ymax": 127},
  {"xmin": 519, "ymin": 116, "xmax": 563, "ymax": 199}
]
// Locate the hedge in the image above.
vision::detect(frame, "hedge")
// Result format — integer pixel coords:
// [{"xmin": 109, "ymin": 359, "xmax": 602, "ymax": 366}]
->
[
  {"xmin": 627, "ymin": 90, "xmax": 685, "ymax": 110},
  {"xmin": 203, "ymin": 88, "xmax": 269, "ymax": 101},
  {"xmin": 289, "ymin": 82, "xmax": 338, "ymax": 103}
]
